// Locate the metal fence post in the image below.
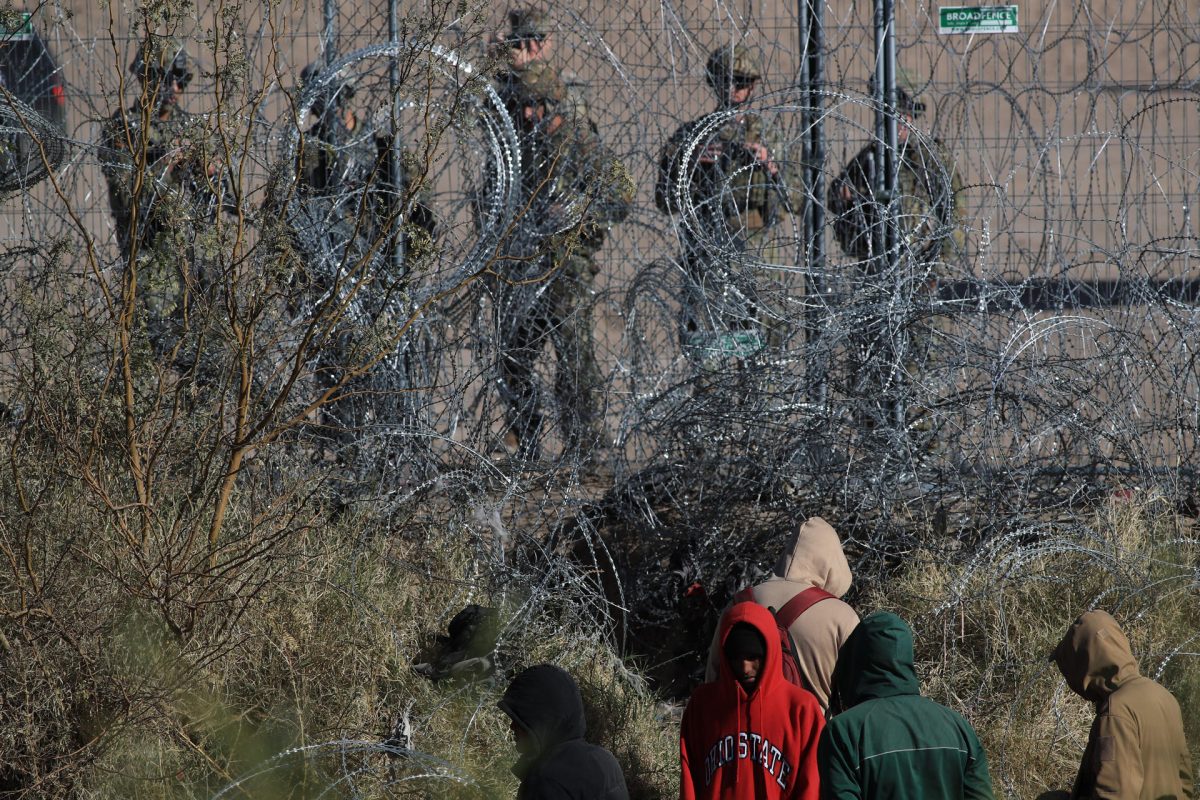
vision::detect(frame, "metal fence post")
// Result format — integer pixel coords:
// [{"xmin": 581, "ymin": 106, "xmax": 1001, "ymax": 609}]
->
[
  {"xmin": 388, "ymin": 0, "xmax": 406, "ymax": 276},
  {"xmin": 799, "ymin": 0, "xmax": 827, "ymax": 405},
  {"xmin": 873, "ymin": 0, "xmax": 904, "ymax": 430},
  {"xmin": 323, "ymin": 0, "xmax": 338, "ymax": 64}
]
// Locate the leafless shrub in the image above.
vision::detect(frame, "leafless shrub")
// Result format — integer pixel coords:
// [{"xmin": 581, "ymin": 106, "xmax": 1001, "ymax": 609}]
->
[{"xmin": 1, "ymin": 0, "xmax": 1199, "ymax": 797}]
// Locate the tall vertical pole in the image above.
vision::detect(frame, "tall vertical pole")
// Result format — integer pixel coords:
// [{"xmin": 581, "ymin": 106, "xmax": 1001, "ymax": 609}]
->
[
  {"xmin": 386, "ymin": 0, "xmax": 423, "ymax": 465},
  {"xmin": 387, "ymin": 0, "xmax": 415, "ymax": 435},
  {"xmin": 873, "ymin": 0, "xmax": 903, "ymax": 430},
  {"xmin": 799, "ymin": 0, "xmax": 827, "ymax": 405},
  {"xmin": 871, "ymin": 0, "xmax": 897, "ymax": 271},
  {"xmin": 807, "ymin": 0, "xmax": 825, "ymax": 285},
  {"xmin": 882, "ymin": 0, "xmax": 898, "ymax": 268},
  {"xmin": 389, "ymin": 0, "xmax": 405, "ymax": 276},
  {"xmin": 323, "ymin": 0, "xmax": 337, "ymax": 65}
]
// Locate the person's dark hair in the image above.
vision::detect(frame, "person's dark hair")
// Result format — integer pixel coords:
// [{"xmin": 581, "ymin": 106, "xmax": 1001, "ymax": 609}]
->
[{"xmin": 723, "ymin": 622, "xmax": 766, "ymax": 661}]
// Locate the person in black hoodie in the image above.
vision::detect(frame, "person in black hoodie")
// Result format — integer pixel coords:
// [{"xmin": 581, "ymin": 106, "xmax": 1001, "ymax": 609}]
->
[{"xmin": 498, "ymin": 664, "xmax": 630, "ymax": 799}]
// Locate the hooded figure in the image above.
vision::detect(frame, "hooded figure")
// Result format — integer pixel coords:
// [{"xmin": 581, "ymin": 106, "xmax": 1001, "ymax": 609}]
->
[
  {"xmin": 706, "ymin": 517, "xmax": 860, "ymax": 711},
  {"xmin": 818, "ymin": 612, "xmax": 993, "ymax": 800},
  {"xmin": 498, "ymin": 664, "xmax": 629, "ymax": 800},
  {"xmin": 681, "ymin": 602, "xmax": 823, "ymax": 800},
  {"xmin": 1052, "ymin": 610, "xmax": 1193, "ymax": 800}
]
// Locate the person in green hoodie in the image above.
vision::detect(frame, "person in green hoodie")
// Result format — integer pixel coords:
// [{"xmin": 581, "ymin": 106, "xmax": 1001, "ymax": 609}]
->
[
  {"xmin": 817, "ymin": 612, "xmax": 993, "ymax": 800},
  {"xmin": 1049, "ymin": 610, "xmax": 1193, "ymax": 800}
]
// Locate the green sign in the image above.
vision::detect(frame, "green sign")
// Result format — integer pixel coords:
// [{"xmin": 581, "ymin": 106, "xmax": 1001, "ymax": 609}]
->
[
  {"xmin": 939, "ymin": 5, "xmax": 1018, "ymax": 34},
  {"xmin": 685, "ymin": 330, "xmax": 765, "ymax": 361},
  {"xmin": 0, "ymin": 12, "xmax": 35, "ymax": 41}
]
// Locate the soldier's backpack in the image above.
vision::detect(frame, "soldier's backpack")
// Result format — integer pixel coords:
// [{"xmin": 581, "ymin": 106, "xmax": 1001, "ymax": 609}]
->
[{"xmin": 734, "ymin": 586, "xmax": 835, "ymax": 695}]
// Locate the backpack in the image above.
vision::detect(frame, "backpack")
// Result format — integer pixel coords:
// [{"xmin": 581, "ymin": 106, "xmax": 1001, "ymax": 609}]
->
[{"xmin": 734, "ymin": 586, "xmax": 835, "ymax": 696}]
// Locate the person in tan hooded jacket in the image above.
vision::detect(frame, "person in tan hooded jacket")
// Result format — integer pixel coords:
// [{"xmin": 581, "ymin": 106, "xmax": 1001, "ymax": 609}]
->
[
  {"xmin": 1051, "ymin": 610, "xmax": 1194, "ymax": 800},
  {"xmin": 705, "ymin": 517, "xmax": 859, "ymax": 712}
]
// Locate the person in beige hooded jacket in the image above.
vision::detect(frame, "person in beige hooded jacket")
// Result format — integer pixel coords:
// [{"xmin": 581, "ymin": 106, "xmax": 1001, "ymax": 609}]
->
[
  {"xmin": 1051, "ymin": 609, "xmax": 1194, "ymax": 800},
  {"xmin": 704, "ymin": 517, "xmax": 859, "ymax": 712}
]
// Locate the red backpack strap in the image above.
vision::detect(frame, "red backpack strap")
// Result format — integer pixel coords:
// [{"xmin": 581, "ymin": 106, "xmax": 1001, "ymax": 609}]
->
[
  {"xmin": 733, "ymin": 587, "xmax": 755, "ymax": 604},
  {"xmin": 774, "ymin": 586, "xmax": 836, "ymax": 629}
]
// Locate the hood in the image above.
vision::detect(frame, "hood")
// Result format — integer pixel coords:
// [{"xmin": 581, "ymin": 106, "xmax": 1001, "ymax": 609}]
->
[
  {"xmin": 831, "ymin": 612, "xmax": 919, "ymax": 710},
  {"xmin": 772, "ymin": 517, "xmax": 853, "ymax": 597},
  {"xmin": 498, "ymin": 664, "xmax": 586, "ymax": 773},
  {"xmin": 707, "ymin": 602, "xmax": 794, "ymax": 794},
  {"xmin": 716, "ymin": 601, "xmax": 784, "ymax": 697},
  {"xmin": 1052, "ymin": 610, "xmax": 1140, "ymax": 703}
]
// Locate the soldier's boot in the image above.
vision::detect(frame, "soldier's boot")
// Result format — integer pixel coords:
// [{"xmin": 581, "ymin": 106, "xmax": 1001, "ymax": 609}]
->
[
  {"xmin": 560, "ymin": 402, "xmax": 603, "ymax": 462},
  {"xmin": 507, "ymin": 405, "xmax": 544, "ymax": 463},
  {"xmin": 516, "ymin": 423, "xmax": 543, "ymax": 463}
]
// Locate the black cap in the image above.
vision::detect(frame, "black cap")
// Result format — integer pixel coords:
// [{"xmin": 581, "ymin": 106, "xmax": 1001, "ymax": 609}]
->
[{"xmin": 723, "ymin": 622, "xmax": 766, "ymax": 660}]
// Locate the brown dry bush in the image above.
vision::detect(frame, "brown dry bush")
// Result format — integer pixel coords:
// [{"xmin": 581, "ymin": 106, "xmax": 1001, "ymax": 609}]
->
[
  {"xmin": 0, "ymin": 459, "xmax": 678, "ymax": 798},
  {"xmin": 859, "ymin": 491, "xmax": 1200, "ymax": 798},
  {"xmin": 0, "ymin": 1, "xmax": 675, "ymax": 795}
]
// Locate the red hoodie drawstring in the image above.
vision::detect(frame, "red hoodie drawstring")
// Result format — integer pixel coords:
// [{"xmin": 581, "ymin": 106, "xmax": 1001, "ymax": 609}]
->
[
  {"xmin": 724, "ymin": 675, "xmax": 744, "ymax": 792},
  {"xmin": 746, "ymin": 686, "xmax": 755, "ymax": 791}
]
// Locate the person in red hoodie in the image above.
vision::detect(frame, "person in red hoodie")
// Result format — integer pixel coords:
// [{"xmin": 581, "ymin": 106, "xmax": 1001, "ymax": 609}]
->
[{"xmin": 680, "ymin": 601, "xmax": 824, "ymax": 800}]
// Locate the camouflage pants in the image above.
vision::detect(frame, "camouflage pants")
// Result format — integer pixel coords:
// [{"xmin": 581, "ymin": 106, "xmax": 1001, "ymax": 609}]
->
[
  {"xmin": 497, "ymin": 256, "xmax": 601, "ymax": 458},
  {"xmin": 312, "ymin": 287, "xmax": 424, "ymax": 467},
  {"xmin": 118, "ymin": 226, "xmax": 182, "ymax": 348},
  {"xmin": 847, "ymin": 258, "xmax": 945, "ymax": 437},
  {"xmin": 678, "ymin": 232, "xmax": 769, "ymax": 370},
  {"xmin": 121, "ymin": 224, "xmax": 222, "ymax": 385}
]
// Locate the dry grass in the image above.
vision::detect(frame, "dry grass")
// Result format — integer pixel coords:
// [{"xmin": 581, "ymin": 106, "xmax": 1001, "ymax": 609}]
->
[
  {"xmin": 862, "ymin": 490, "xmax": 1200, "ymax": 798},
  {"xmin": 3, "ymin": 401, "xmax": 1197, "ymax": 800},
  {"xmin": 0, "ymin": 464, "xmax": 678, "ymax": 798}
]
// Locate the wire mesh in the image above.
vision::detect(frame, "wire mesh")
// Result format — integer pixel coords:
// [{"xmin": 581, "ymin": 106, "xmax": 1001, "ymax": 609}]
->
[{"xmin": 0, "ymin": 0, "xmax": 1198, "ymax": 793}]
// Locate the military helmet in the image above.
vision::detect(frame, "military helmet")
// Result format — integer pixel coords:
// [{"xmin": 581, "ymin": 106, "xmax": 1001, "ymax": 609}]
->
[
  {"xmin": 506, "ymin": 6, "xmax": 549, "ymax": 43},
  {"xmin": 300, "ymin": 62, "xmax": 357, "ymax": 118},
  {"xmin": 870, "ymin": 67, "xmax": 927, "ymax": 116},
  {"xmin": 129, "ymin": 35, "xmax": 193, "ymax": 89},
  {"xmin": 705, "ymin": 43, "xmax": 762, "ymax": 91},
  {"xmin": 497, "ymin": 61, "xmax": 565, "ymax": 107},
  {"xmin": 895, "ymin": 67, "xmax": 927, "ymax": 116}
]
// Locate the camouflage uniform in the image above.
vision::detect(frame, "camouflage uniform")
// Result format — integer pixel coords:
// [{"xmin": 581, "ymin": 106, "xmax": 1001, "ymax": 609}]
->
[
  {"xmin": 827, "ymin": 72, "xmax": 963, "ymax": 268},
  {"xmin": 293, "ymin": 76, "xmax": 436, "ymax": 276},
  {"xmin": 656, "ymin": 45, "xmax": 785, "ymax": 353},
  {"xmin": 494, "ymin": 62, "xmax": 633, "ymax": 458},
  {"xmin": 826, "ymin": 71, "xmax": 963, "ymax": 436},
  {"xmin": 491, "ymin": 7, "xmax": 592, "ymax": 122},
  {"xmin": 290, "ymin": 64, "xmax": 437, "ymax": 455},
  {"xmin": 99, "ymin": 37, "xmax": 229, "ymax": 357}
]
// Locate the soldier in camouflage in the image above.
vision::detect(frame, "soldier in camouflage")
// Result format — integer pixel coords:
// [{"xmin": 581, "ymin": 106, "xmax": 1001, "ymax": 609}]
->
[
  {"xmin": 294, "ymin": 63, "xmax": 436, "ymax": 269},
  {"xmin": 489, "ymin": 7, "xmax": 591, "ymax": 122},
  {"xmin": 828, "ymin": 69, "xmax": 962, "ymax": 268},
  {"xmin": 656, "ymin": 44, "xmax": 785, "ymax": 348},
  {"xmin": 493, "ymin": 62, "xmax": 634, "ymax": 460},
  {"xmin": 100, "ymin": 35, "xmax": 232, "ymax": 357},
  {"xmin": 290, "ymin": 62, "xmax": 437, "ymax": 458},
  {"xmin": 828, "ymin": 69, "xmax": 963, "ymax": 437}
]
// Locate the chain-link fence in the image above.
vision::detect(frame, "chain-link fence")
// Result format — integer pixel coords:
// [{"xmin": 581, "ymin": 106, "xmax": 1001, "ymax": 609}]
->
[
  {"xmin": 5, "ymin": 0, "xmax": 1199, "ymax": 486},
  {"xmin": 0, "ymin": 0, "xmax": 1198, "ymax": 793}
]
